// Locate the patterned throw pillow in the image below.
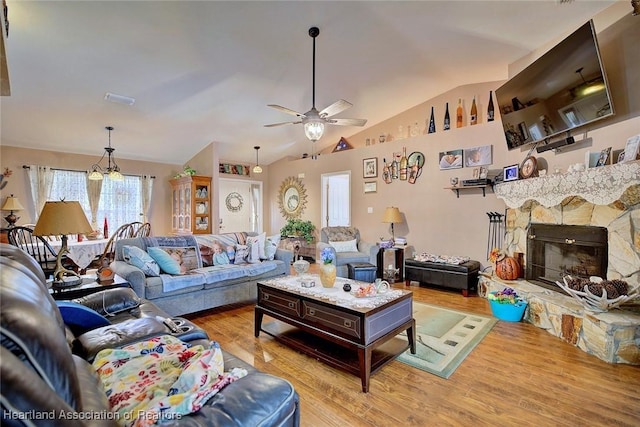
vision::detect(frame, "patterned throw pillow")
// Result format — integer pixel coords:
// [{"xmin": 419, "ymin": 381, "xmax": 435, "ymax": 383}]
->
[
  {"xmin": 246, "ymin": 236, "xmax": 262, "ymax": 263},
  {"xmin": 329, "ymin": 239, "xmax": 358, "ymax": 253},
  {"xmin": 122, "ymin": 245, "xmax": 160, "ymax": 276},
  {"xmin": 234, "ymin": 244, "xmax": 249, "ymax": 265},
  {"xmin": 157, "ymin": 246, "xmax": 200, "ymax": 273},
  {"xmin": 264, "ymin": 234, "xmax": 281, "ymax": 261}
]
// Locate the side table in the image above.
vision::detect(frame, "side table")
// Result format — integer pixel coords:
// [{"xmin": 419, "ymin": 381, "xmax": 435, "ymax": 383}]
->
[
  {"xmin": 377, "ymin": 247, "xmax": 404, "ymax": 283},
  {"xmin": 49, "ymin": 273, "xmax": 129, "ymax": 300}
]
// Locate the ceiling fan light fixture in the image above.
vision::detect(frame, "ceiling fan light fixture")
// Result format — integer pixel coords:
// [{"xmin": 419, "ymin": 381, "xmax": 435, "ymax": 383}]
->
[{"xmin": 304, "ymin": 121, "xmax": 325, "ymax": 142}]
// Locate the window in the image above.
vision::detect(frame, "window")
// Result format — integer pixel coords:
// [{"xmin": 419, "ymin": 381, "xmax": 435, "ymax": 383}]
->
[{"xmin": 49, "ymin": 170, "xmax": 142, "ymax": 232}]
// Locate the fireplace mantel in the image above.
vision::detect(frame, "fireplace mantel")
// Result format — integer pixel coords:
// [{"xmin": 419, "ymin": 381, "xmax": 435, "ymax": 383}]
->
[{"xmin": 495, "ymin": 161, "xmax": 640, "ymax": 208}]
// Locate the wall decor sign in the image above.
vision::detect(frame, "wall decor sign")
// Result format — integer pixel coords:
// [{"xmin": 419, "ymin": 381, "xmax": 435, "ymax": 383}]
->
[
  {"xmin": 438, "ymin": 149, "xmax": 463, "ymax": 170},
  {"xmin": 363, "ymin": 157, "xmax": 378, "ymax": 178},
  {"xmin": 219, "ymin": 163, "xmax": 250, "ymax": 176},
  {"xmin": 363, "ymin": 181, "xmax": 377, "ymax": 194},
  {"xmin": 463, "ymin": 145, "xmax": 492, "ymax": 167}
]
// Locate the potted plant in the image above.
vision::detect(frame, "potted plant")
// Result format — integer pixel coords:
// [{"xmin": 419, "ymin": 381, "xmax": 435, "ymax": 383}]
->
[
  {"xmin": 280, "ymin": 219, "xmax": 316, "ymax": 244},
  {"xmin": 487, "ymin": 287, "xmax": 528, "ymax": 322}
]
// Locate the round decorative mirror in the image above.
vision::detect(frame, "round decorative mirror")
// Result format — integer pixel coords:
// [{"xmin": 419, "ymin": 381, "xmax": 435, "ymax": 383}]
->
[{"xmin": 278, "ymin": 176, "xmax": 307, "ymax": 219}]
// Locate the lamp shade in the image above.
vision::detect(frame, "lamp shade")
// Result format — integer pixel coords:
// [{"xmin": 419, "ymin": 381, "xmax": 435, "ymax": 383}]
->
[
  {"xmin": 33, "ymin": 201, "xmax": 93, "ymax": 236},
  {"xmin": 382, "ymin": 207, "xmax": 402, "ymax": 224},
  {"xmin": 2, "ymin": 195, "xmax": 24, "ymax": 211}
]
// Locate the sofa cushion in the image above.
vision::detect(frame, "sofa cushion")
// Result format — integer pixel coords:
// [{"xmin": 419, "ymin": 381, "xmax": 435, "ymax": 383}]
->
[
  {"xmin": 148, "ymin": 247, "xmax": 182, "ymax": 274},
  {"xmin": 330, "ymin": 238, "xmax": 358, "ymax": 253},
  {"xmin": 73, "ymin": 287, "xmax": 141, "ymax": 317},
  {"xmin": 246, "ymin": 236, "xmax": 262, "ymax": 263},
  {"xmin": 122, "ymin": 245, "xmax": 160, "ymax": 276},
  {"xmin": 234, "ymin": 244, "xmax": 250, "ymax": 264}
]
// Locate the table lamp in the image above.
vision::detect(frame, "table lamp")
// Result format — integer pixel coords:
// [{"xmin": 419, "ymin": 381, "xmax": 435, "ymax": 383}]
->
[
  {"xmin": 2, "ymin": 194, "xmax": 24, "ymax": 227},
  {"xmin": 382, "ymin": 206, "xmax": 402, "ymax": 243},
  {"xmin": 33, "ymin": 201, "xmax": 93, "ymax": 288}
]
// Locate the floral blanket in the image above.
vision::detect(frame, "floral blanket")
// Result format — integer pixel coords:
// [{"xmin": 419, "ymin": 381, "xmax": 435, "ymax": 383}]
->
[
  {"xmin": 414, "ymin": 252, "xmax": 470, "ymax": 265},
  {"xmin": 92, "ymin": 335, "xmax": 247, "ymax": 426}
]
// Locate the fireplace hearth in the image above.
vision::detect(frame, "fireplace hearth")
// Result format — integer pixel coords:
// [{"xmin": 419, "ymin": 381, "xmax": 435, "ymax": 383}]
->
[{"xmin": 526, "ymin": 224, "xmax": 608, "ymax": 293}]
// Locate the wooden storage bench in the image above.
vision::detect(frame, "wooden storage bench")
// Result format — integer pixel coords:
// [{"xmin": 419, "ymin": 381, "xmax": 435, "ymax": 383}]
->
[{"xmin": 404, "ymin": 259, "xmax": 480, "ymax": 297}]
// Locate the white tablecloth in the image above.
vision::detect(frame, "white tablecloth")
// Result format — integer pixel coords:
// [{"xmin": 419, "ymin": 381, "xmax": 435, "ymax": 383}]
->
[{"xmin": 50, "ymin": 238, "xmax": 108, "ymax": 269}]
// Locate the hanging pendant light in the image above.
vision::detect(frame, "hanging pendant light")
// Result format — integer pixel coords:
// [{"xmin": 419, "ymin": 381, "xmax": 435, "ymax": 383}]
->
[
  {"xmin": 88, "ymin": 126, "xmax": 124, "ymax": 181},
  {"xmin": 252, "ymin": 146, "xmax": 263, "ymax": 174}
]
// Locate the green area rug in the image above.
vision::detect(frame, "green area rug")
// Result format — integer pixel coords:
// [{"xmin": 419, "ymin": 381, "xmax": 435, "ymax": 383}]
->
[{"xmin": 397, "ymin": 302, "xmax": 497, "ymax": 379}]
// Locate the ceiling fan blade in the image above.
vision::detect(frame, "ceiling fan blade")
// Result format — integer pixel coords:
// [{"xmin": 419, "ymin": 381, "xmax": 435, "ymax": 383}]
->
[
  {"xmin": 264, "ymin": 121, "xmax": 302, "ymax": 128},
  {"xmin": 267, "ymin": 104, "xmax": 305, "ymax": 118},
  {"xmin": 319, "ymin": 99, "xmax": 352, "ymax": 118},
  {"xmin": 327, "ymin": 118, "xmax": 367, "ymax": 127}
]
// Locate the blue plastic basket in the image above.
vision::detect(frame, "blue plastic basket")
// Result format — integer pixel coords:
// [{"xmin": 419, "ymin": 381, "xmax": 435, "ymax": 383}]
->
[{"xmin": 488, "ymin": 295, "xmax": 528, "ymax": 322}]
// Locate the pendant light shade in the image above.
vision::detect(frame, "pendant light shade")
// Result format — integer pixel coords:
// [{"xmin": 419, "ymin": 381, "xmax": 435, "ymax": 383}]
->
[
  {"xmin": 253, "ymin": 146, "xmax": 263, "ymax": 174},
  {"xmin": 88, "ymin": 126, "xmax": 124, "ymax": 181}
]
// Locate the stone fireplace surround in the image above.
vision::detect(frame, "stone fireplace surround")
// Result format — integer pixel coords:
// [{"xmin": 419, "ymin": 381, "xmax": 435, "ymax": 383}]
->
[{"xmin": 483, "ymin": 161, "xmax": 640, "ymax": 364}]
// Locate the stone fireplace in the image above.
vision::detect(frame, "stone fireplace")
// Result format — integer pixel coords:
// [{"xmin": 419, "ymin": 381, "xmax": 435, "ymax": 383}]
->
[{"xmin": 481, "ymin": 161, "xmax": 640, "ymax": 364}]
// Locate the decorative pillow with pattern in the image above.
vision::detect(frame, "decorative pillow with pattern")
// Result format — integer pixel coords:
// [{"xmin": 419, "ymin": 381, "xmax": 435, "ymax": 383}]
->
[
  {"xmin": 329, "ymin": 238, "xmax": 358, "ymax": 253},
  {"xmin": 246, "ymin": 236, "xmax": 262, "ymax": 263},
  {"xmin": 264, "ymin": 234, "xmax": 281, "ymax": 261},
  {"xmin": 234, "ymin": 244, "xmax": 249, "ymax": 265},
  {"xmin": 122, "ymin": 245, "xmax": 160, "ymax": 276}
]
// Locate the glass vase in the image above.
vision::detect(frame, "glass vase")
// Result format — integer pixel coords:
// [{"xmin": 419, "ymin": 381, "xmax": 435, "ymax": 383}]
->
[{"xmin": 319, "ymin": 263, "xmax": 337, "ymax": 288}]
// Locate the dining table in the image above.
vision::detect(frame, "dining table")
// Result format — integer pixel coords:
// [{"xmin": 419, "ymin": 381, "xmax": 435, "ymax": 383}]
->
[{"xmin": 50, "ymin": 238, "xmax": 109, "ymax": 271}]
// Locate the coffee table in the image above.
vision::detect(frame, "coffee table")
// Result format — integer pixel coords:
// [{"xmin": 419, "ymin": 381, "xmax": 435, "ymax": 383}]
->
[
  {"xmin": 255, "ymin": 275, "xmax": 415, "ymax": 392},
  {"xmin": 49, "ymin": 273, "xmax": 129, "ymax": 300}
]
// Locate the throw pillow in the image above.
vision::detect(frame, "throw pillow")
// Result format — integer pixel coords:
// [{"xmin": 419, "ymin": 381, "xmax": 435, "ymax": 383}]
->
[
  {"xmin": 213, "ymin": 250, "xmax": 230, "ymax": 266},
  {"xmin": 329, "ymin": 238, "xmax": 358, "ymax": 253},
  {"xmin": 72, "ymin": 288, "xmax": 141, "ymax": 317},
  {"xmin": 226, "ymin": 245, "xmax": 236, "ymax": 264},
  {"xmin": 147, "ymin": 247, "xmax": 181, "ymax": 275},
  {"xmin": 246, "ymin": 236, "xmax": 262, "ymax": 263},
  {"xmin": 264, "ymin": 234, "xmax": 281, "ymax": 261},
  {"xmin": 199, "ymin": 244, "xmax": 214, "ymax": 266},
  {"xmin": 253, "ymin": 232, "xmax": 267, "ymax": 259},
  {"xmin": 157, "ymin": 246, "xmax": 200, "ymax": 273},
  {"xmin": 122, "ymin": 245, "xmax": 160, "ymax": 276},
  {"xmin": 234, "ymin": 244, "xmax": 249, "ymax": 265}
]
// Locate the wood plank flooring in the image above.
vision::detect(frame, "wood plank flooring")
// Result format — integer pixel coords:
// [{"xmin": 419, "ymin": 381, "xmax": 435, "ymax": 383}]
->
[{"xmin": 188, "ymin": 265, "xmax": 640, "ymax": 426}]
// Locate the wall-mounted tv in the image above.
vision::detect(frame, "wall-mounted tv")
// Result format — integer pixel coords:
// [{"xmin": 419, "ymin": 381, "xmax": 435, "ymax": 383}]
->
[{"xmin": 495, "ymin": 20, "xmax": 613, "ymax": 151}]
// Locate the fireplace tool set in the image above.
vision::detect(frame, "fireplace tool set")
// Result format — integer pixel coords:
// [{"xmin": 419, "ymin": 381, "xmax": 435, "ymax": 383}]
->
[{"xmin": 486, "ymin": 212, "xmax": 505, "ymax": 259}]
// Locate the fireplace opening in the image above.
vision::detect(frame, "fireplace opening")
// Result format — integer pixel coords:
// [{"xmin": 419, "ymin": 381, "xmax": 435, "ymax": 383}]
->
[{"xmin": 526, "ymin": 224, "xmax": 608, "ymax": 293}]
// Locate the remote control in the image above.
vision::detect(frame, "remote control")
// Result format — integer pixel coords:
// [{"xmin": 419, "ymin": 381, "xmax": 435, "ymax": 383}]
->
[{"xmin": 162, "ymin": 317, "xmax": 182, "ymax": 333}]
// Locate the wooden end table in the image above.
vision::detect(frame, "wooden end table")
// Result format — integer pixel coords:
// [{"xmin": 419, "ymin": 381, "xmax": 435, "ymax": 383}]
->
[{"xmin": 255, "ymin": 275, "xmax": 415, "ymax": 392}]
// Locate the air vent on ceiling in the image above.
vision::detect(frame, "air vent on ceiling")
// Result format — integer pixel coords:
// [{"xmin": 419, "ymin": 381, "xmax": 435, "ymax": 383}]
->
[{"xmin": 104, "ymin": 92, "xmax": 135, "ymax": 106}]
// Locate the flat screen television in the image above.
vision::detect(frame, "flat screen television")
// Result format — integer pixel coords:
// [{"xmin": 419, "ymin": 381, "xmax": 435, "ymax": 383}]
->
[{"xmin": 495, "ymin": 20, "xmax": 613, "ymax": 151}]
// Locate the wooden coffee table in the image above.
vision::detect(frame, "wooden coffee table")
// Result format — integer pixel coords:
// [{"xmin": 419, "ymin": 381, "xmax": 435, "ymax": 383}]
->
[{"xmin": 255, "ymin": 275, "xmax": 415, "ymax": 392}]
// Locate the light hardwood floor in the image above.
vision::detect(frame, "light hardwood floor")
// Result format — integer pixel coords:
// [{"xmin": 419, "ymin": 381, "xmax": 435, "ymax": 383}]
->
[{"xmin": 188, "ymin": 265, "xmax": 640, "ymax": 427}]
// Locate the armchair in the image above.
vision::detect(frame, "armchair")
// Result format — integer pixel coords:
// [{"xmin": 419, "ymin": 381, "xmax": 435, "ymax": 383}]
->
[{"xmin": 317, "ymin": 226, "xmax": 378, "ymax": 278}]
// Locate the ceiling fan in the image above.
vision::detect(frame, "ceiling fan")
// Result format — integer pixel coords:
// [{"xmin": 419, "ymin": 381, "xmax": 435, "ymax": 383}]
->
[{"xmin": 265, "ymin": 27, "xmax": 367, "ymax": 143}]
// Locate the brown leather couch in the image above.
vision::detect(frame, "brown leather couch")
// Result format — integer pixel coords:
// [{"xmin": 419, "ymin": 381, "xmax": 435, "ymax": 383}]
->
[{"xmin": 0, "ymin": 243, "xmax": 300, "ymax": 426}]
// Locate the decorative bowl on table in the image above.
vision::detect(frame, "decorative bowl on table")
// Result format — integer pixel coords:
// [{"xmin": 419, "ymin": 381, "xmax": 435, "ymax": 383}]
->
[{"xmin": 292, "ymin": 257, "xmax": 310, "ymax": 275}]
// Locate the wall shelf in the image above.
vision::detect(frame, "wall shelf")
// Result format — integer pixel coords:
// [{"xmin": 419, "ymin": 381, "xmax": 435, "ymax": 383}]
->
[{"xmin": 445, "ymin": 184, "xmax": 493, "ymax": 198}]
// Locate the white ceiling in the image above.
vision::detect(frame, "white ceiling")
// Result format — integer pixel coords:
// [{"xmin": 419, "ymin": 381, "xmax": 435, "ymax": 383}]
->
[{"xmin": 0, "ymin": 0, "xmax": 620, "ymax": 167}]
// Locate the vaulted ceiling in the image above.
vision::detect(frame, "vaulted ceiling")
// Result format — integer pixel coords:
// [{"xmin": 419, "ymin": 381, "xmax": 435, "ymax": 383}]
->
[{"xmin": 0, "ymin": 1, "xmax": 620, "ymax": 166}]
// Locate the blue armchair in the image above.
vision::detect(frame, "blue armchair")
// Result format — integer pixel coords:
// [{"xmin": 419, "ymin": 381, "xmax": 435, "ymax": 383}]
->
[{"xmin": 316, "ymin": 226, "xmax": 378, "ymax": 278}]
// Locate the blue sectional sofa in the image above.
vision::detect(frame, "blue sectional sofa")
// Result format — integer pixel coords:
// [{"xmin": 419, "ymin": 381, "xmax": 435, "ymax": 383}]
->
[{"xmin": 110, "ymin": 232, "xmax": 293, "ymax": 316}]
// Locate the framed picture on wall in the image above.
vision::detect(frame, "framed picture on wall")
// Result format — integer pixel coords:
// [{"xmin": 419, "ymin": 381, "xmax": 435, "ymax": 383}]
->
[
  {"xmin": 363, "ymin": 157, "xmax": 378, "ymax": 178},
  {"xmin": 363, "ymin": 181, "xmax": 377, "ymax": 194},
  {"xmin": 463, "ymin": 145, "xmax": 492, "ymax": 167}
]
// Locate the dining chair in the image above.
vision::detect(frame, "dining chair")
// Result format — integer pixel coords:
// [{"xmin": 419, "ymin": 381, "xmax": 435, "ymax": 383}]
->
[
  {"xmin": 94, "ymin": 222, "xmax": 136, "ymax": 268},
  {"xmin": 132, "ymin": 222, "xmax": 151, "ymax": 237},
  {"xmin": 6, "ymin": 226, "xmax": 77, "ymax": 278}
]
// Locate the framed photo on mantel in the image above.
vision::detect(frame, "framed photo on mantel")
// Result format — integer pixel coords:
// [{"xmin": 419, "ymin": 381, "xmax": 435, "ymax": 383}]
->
[{"xmin": 621, "ymin": 134, "xmax": 640, "ymax": 163}]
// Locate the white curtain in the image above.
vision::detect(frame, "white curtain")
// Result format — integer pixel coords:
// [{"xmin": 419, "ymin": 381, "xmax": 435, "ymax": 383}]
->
[
  {"xmin": 85, "ymin": 175, "xmax": 103, "ymax": 230},
  {"xmin": 27, "ymin": 165, "xmax": 54, "ymax": 220},
  {"xmin": 140, "ymin": 175, "xmax": 154, "ymax": 223}
]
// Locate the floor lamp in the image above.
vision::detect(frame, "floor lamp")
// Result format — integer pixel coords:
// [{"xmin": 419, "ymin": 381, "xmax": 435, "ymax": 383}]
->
[{"xmin": 33, "ymin": 201, "xmax": 93, "ymax": 288}]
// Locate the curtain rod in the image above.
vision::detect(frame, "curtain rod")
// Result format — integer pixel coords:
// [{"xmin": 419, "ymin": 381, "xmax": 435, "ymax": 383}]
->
[{"xmin": 22, "ymin": 165, "xmax": 155, "ymax": 179}]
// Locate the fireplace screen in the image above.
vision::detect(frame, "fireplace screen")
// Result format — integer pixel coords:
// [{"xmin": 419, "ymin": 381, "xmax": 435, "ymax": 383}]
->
[{"xmin": 526, "ymin": 224, "xmax": 608, "ymax": 292}]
